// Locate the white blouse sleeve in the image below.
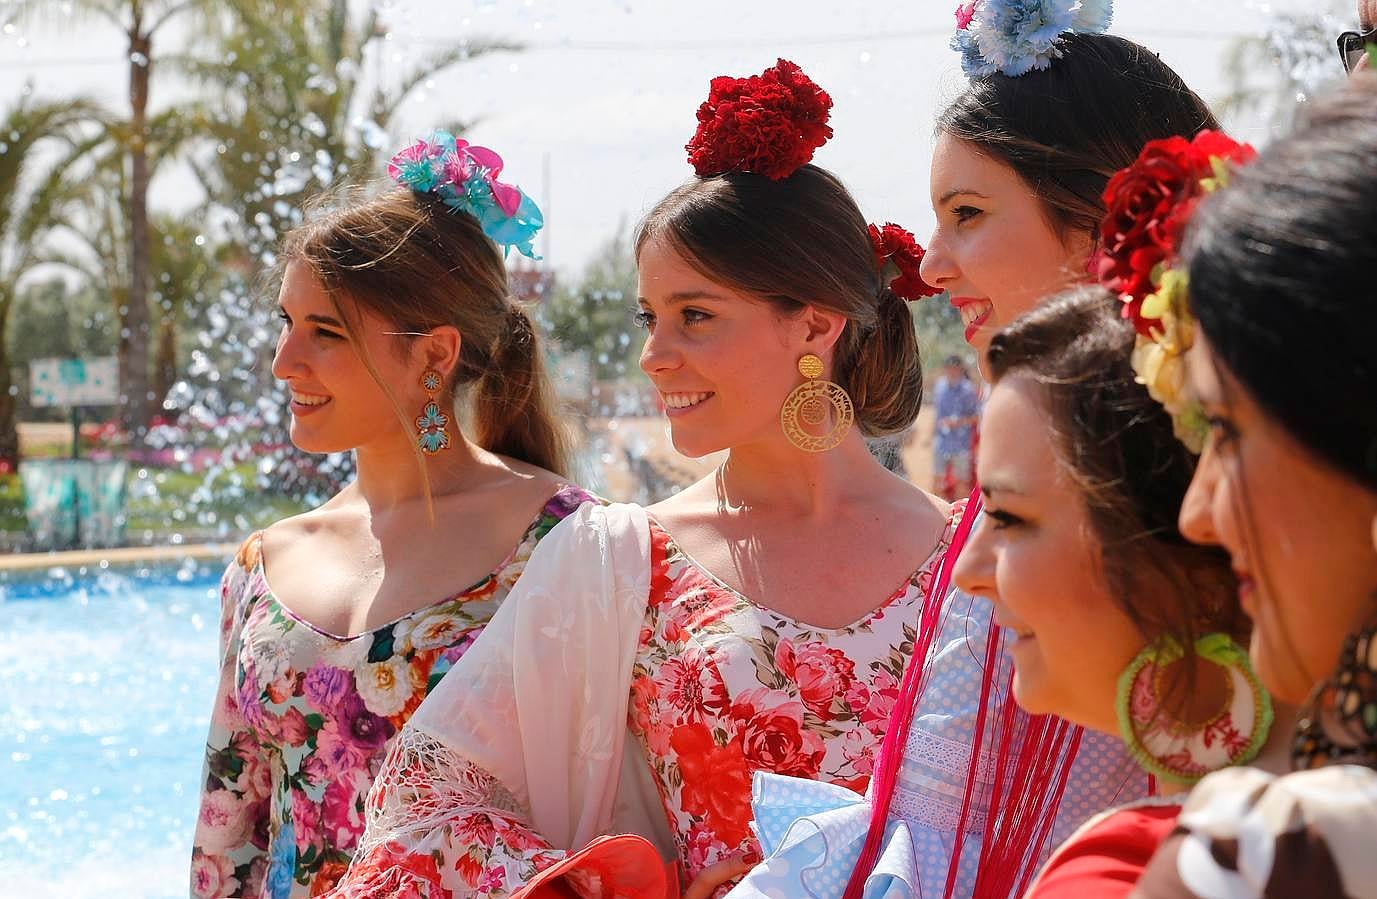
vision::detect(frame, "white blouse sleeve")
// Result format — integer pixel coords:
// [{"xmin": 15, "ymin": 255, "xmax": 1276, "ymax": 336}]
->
[{"xmin": 333, "ymin": 502, "xmax": 674, "ymax": 899}]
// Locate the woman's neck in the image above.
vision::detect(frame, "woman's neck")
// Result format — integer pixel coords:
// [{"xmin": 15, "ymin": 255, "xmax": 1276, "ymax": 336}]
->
[
  {"xmin": 352, "ymin": 429, "xmax": 492, "ymax": 509},
  {"xmin": 713, "ymin": 432, "xmax": 898, "ymax": 520}
]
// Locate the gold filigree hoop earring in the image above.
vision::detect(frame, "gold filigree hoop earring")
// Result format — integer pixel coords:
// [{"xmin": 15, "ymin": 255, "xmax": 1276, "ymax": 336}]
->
[{"xmin": 781, "ymin": 353, "xmax": 853, "ymax": 453}]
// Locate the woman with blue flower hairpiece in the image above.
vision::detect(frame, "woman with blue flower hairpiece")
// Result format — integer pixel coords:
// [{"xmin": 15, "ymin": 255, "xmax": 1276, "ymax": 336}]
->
[{"xmin": 189, "ymin": 133, "xmax": 598, "ymax": 898}]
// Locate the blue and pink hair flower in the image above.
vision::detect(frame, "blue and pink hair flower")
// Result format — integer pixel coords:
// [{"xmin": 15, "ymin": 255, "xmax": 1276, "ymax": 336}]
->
[
  {"xmin": 952, "ymin": 0, "xmax": 1114, "ymax": 78},
  {"xmin": 387, "ymin": 130, "xmax": 543, "ymax": 259}
]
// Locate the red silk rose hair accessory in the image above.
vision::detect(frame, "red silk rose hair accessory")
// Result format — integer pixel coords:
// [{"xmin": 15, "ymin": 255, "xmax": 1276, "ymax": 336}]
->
[
  {"xmin": 1092, "ymin": 129, "xmax": 1256, "ymax": 451},
  {"xmin": 1093, "ymin": 130, "xmax": 1256, "ymax": 338},
  {"xmin": 868, "ymin": 222, "xmax": 941, "ymax": 301},
  {"xmin": 685, "ymin": 58, "xmax": 833, "ymax": 181}
]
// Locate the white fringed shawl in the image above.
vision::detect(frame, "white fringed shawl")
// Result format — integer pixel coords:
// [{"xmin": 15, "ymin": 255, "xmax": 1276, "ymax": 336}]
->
[{"xmin": 353, "ymin": 501, "xmax": 675, "ymax": 891}]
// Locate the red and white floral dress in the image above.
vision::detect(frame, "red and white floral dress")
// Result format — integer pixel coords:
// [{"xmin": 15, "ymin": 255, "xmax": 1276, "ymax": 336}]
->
[
  {"xmin": 328, "ymin": 501, "xmax": 961, "ymax": 898},
  {"xmin": 628, "ymin": 518, "xmax": 944, "ymax": 876}
]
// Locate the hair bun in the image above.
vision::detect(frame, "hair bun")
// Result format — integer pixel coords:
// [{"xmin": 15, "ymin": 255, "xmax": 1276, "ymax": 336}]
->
[{"xmin": 685, "ymin": 58, "xmax": 833, "ymax": 181}]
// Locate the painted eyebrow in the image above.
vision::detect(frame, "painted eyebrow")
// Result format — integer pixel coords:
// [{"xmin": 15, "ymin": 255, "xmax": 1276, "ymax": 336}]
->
[{"xmin": 938, "ymin": 188, "xmax": 991, "ymax": 205}]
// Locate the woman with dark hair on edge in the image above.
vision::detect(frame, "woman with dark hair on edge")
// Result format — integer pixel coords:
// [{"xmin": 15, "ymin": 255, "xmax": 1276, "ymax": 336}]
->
[
  {"xmin": 731, "ymin": 3, "xmax": 1229, "ymax": 897},
  {"xmin": 1128, "ymin": 74, "xmax": 1377, "ymax": 898},
  {"xmin": 956, "ymin": 287, "xmax": 1293, "ymax": 898},
  {"xmin": 190, "ymin": 136, "xmax": 597, "ymax": 898},
  {"xmin": 325, "ymin": 59, "xmax": 978, "ymax": 899}
]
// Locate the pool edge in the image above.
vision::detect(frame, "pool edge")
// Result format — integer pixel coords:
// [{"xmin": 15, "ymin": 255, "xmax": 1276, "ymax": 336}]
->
[{"xmin": 0, "ymin": 542, "xmax": 239, "ymax": 571}]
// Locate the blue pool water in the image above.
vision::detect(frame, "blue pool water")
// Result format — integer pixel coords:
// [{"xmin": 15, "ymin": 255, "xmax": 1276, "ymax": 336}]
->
[{"xmin": 0, "ymin": 561, "xmax": 225, "ymax": 898}]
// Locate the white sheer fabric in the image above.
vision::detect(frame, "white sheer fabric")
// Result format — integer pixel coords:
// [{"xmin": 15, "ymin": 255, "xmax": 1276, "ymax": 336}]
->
[{"xmin": 348, "ymin": 501, "xmax": 675, "ymax": 894}]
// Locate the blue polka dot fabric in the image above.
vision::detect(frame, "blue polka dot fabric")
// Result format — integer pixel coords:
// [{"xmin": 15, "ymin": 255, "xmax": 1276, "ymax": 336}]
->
[
  {"xmin": 727, "ymin": 571, "xmax": 1148, "ymax": 897},
  {"xmin": 730, "ymin": 772, "xmax": 918, "ymax": 899}
]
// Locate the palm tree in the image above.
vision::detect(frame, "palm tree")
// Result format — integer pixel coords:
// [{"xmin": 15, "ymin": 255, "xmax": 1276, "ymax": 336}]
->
[
  {"xmin": 182, "ymin": 0, "xmax": 519, "ymax": 258},
  {"xmin": 7, "ymin": 0, "xmax": 253, "ymax": 435},
  {"xmin": 23, "ymin": 102, "xmax": 208, "ymax": 415},
  {"xmin": 0, "ymin": 95, "xmax": 102, "ymax": 471},
  {"xmin": 148, "ymin": 214, "xmax": 220, "ymax": 408}
]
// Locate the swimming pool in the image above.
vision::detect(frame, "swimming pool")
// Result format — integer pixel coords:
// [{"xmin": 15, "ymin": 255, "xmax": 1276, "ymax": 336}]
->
[{"xmin": 0, "ymin": 561, "xmax": 225, "ymax": 898}]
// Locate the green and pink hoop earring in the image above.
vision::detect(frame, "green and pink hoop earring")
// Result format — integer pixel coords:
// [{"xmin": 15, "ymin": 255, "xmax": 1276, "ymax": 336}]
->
[{"xmin": 1115, "ymin": 632, "xmax": 1273, "ymax": 786}]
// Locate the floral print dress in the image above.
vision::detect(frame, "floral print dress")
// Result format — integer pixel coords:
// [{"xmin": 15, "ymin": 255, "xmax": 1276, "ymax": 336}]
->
[
  {"xmin": 629, "ymin": 518, "xmax": 947, "ymax": 878},
  {"xmin": 333, "ymin": 503, "xmax": 961, "ymax": 897},
  {"xmin": 190, "ymin": 485, "xmax": 594, "ymax": 899}
]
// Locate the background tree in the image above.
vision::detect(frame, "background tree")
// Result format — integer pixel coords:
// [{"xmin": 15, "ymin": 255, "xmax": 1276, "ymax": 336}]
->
[
  {"xmin": 183, "ymin": 0, "xmax": 519, "ymax": 259},
  {"xmin": 0, "ymin": 94, "xmax": 101, "ymax": 470},
  {"xmin": 8, "ymin": 0, "xmax": 240, "ymax": 435},
  {"xmin": 148, "ymin": 214, "xmax": 220, "ymax": 408},
  {"xmin": 1219, "ymin": 2, "xmax": 1346, "ymax": 135},
  {"xmin": 542, "ymin": 220, "xmax": 644, "ymax": 383}
]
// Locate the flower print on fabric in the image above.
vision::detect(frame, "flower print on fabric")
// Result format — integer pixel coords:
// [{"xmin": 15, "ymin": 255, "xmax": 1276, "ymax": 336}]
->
[
  {"xmin": 625, "ymin": 517, "xmax": 957, "ymax": 883},
  {"xmin": 327, "ymin": 507, "xmax": 961, "ymax": 899},
  {"xmin": 190, "ymin": 485, "xmax": 596, "ymax": 899}
]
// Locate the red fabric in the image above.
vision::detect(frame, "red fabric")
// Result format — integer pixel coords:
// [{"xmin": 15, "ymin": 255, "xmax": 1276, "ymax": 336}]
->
[
  {"xmin": 508, "ymin": 834, "xmax": 677, "ymax": 899},
  {"xmin": 1027, "ymin": 804, "xmax": 1182, "ymax": 899}
]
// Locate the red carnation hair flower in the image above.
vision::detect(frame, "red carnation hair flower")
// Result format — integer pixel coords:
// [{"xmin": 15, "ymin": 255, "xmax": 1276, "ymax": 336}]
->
[
  {"xmin": 685, "ymin": 58, "xmax": 833, "ymax": 181},
  {"xmin": 1092, "ymin": 130, "xmax": 1255, "ymax": 336},
  {"xmin": 868, "ymin": 222, "xmax": 940, "ymax": 301}
]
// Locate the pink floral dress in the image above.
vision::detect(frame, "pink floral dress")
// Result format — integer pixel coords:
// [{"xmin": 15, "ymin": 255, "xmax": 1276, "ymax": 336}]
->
[
  {"xmin": 333, "ymin": 504, "xmax": 961, "ymax": 897},
  {"xmin": 190, "ymin": 485, "xmax": 594, "ymax": 899},
  {"xmin": 629, "ymin": 519, "xmax": 941, "ymax": 877}
]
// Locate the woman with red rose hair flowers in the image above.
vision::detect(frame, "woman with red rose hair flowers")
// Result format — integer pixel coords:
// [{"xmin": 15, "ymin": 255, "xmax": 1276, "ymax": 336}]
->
[
  {"xmin": 323, "ymin": 59, "xmax": 976, "ymax": 899},
  {"xmin": 728, "ymin": 5, "xmax": 1260, "ymax": 899}
]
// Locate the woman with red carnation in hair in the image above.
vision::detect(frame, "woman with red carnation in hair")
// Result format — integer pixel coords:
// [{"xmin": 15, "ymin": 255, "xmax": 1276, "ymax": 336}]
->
[
  {"xmin": 323, "ymin": 59, "xmax": 980, "ymax": 899},
  {"xmin": 728, "ymin": 5, "xmax": 1275, "ymax": 899}
]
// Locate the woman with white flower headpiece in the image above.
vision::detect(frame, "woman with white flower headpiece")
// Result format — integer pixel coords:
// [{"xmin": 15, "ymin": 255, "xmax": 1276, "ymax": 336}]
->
[{"xmin": 189, "ymin": 135, "xmax": 597, "ymax": 898}]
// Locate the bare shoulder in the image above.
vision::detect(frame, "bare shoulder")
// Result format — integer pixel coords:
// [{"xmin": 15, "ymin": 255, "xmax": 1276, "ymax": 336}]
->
[
  {"xmin": 488, "ymin": 455, "xmax": 567, "ymax": 493},
  {"xmin": 644, "ymin": 470, "xmax": 720, "ymax": 528},
  {"xmin": 882, "ymin": 473, "xmax": 951, "ymax": 522},
  {"xmin": 259, "ymin": 498, "xmax": 362, "ymax": 560}
]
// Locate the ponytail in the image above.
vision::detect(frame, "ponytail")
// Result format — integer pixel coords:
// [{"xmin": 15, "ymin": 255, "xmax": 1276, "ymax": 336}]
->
[{"xmin": 473, "ymin": 303, "xmax": 570, "ymax": 476}]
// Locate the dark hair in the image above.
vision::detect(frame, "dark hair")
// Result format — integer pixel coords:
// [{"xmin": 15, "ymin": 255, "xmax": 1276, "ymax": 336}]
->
[
  {"xmin": 635, "ymin": 165, "xmax": 922, "ymax": 437},
  {"xmin": 988, "ymin": 286, "xmax": 1242, "ymax": 712},
  {"xmin": 939, "ymin": 33, "xmax": 1220, "ymax": 240},
  {"xmin": 1183, "ymin": 75, "xmax": 1377, "ymax": 492},
  {"xmin": 281, "ymin": 187, "xmax": 569, "ymax": 476}
]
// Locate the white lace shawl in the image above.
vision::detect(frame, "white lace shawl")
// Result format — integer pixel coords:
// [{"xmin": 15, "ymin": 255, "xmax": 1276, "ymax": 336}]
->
[{"xmin": 354, "ymin": 501, "xmax": 676, "ymax": 876}]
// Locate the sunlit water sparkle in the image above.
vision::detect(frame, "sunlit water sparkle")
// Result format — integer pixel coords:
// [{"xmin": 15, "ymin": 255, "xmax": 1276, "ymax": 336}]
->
[{"xmin": 0, "ymin": 564, "xmax": 224, "ymax": 898}]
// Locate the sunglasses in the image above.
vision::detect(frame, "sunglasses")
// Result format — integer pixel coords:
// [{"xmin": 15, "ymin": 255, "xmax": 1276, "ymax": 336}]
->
[{"xmin": 1337, "ymin": 24, "xmax": 1377, "ymax": 74}]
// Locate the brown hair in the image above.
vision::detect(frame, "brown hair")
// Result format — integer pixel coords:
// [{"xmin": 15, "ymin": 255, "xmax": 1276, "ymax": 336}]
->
[
  {"xmin": 635, "ymin": 165, "xmax": 922, "ymax": 437},
  {"xmin": 280, "ymin": 186, "xmax": 569, "ymax": 476},
  {"xmin": 939, "ymin": 33, "xmax": 1220, "ymax": 241},
  {"xmin": 987, "ymin": 286, "xmax": 1243, "ymax": 715}
]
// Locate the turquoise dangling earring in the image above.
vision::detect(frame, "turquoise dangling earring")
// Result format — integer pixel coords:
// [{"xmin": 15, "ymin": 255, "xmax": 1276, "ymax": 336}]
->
[{"xmin": 415, "ymin": 369, "xmax": 451, "ymax": 455}]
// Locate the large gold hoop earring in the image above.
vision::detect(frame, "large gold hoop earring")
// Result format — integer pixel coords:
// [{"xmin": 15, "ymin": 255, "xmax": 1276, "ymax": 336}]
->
[{"xmin": 781, "ymin": 354, "xmax": 853, "ymax": 453}]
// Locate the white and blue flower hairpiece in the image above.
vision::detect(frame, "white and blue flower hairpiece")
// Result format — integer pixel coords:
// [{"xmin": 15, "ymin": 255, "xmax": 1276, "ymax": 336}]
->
[
  {"xmin": 387, "ymin": 130, "xmax": 544, "ymax": 259},
  {"xmin": 952, "ymin": 0, "xmax": 1114, "ymax": 78}
]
